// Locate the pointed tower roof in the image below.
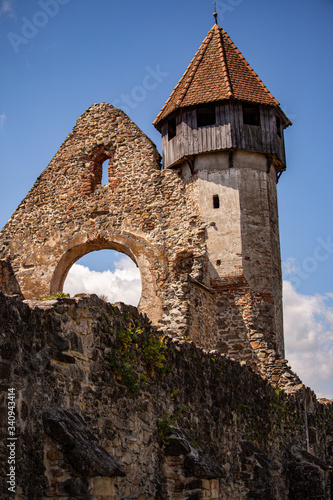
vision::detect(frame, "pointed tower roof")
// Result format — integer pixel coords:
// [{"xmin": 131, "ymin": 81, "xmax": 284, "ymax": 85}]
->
[{"xmin": 154, "ymin": 24, "xmax": 289, "ymax": 130}]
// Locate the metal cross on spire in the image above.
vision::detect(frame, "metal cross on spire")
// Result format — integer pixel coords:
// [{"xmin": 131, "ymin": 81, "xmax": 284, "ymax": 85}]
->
[{"xmin": 213, "ymin": 0, "xmax": 218, "ymax": 24}]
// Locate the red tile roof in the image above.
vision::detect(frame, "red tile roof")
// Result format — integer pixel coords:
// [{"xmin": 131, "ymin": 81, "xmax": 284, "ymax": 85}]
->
[{"xmin": 154, "ymin": 24, "xmax": 287, "ymax": 130}]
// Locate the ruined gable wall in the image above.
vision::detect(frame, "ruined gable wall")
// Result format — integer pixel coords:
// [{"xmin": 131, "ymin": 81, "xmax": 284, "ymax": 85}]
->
[{"xmin": 0, "ymin": 103, "xmax": 208, "ymax": 333}]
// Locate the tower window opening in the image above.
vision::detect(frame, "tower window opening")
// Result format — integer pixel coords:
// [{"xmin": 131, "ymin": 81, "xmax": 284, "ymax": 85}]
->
[
  {"xmin": 276, "ymin": 115, "xmax": 282, "ymax": 137},
  {"xmin": 213, "ymin": 195, "xmax": 220, "ymax": 209},
  {"xmin": 168, "ymin": 117, "xmax": 177, "ymax": 140},
  {"xmin": 242, "ymin": 103, "xmax": 261, "ymax": 126},
  {"xmin": 197, "ymin": 105, "xmax": 216, "ymax": 127},
  {"xmin": 101, "ymin": 159, "xmax": 109, "ymax": 185}
]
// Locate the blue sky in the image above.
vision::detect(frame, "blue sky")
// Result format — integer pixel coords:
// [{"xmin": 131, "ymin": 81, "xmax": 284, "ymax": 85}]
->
[{"xmin": 0, "ymin": 0, "xmax": 332, "ymax": 397}]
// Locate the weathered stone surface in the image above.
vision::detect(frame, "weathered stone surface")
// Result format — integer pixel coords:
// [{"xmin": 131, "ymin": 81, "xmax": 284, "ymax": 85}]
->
[
  {"xmin": 292, "ymin": 446, "xmax": 330, "ymax": 470},
  {"xmin": 0, "ymin": 260, "xmax": 21, "ymax": 296},
  {"xmin": 183, "ymin": 452, "xmax": 225, "ymax": 479},
  {"xmin": 287, "ymin": 448, "xmax": 331, "ymax": 500},
  {"xmin": 165, "ymin": 427, "xmax": 225, "ymax": 480},
  {"xmin": 0, "ymin": 293, "xmax": 332, "ymax": 499},
  {"xmin": 164, "ymin": 428, "xmax": 193, "ymax": 456},
  {"xmin": 241, "ymin": 442, "xmax": 279, "ymax": 470},
  {"xmin": 43, "ymin": 407, "xmax": 125, "ymax": 477}
]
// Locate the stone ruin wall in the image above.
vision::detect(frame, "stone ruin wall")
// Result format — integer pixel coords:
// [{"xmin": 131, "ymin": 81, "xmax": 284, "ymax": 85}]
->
[
  {"xmin": 0, "ymin": 292, "xmax": 332, "ymax": 499},
  {"xmin": 0, "ymin": 103, "xmax": 292, "ymax": 382}
]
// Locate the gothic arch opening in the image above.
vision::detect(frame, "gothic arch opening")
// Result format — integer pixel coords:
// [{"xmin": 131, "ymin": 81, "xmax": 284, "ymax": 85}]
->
[
  {"xmin": 50, "ymin": 235, "xmax": 164, "ymax": 324},
  {"xmin": 63, "ymin": 249, "xmax": 142, "ymax": 306}
]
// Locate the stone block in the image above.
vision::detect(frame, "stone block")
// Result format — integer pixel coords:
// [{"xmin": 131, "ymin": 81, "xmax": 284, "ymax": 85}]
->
[{"xmin": 89, "ymin": 476, "xmax": 116, "ymax": 496}]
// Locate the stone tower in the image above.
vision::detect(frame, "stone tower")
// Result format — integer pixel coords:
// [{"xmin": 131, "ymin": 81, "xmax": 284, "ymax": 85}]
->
[{"xmin": 154, "ymin": 23, "xmax": 291, "ymax": 364}]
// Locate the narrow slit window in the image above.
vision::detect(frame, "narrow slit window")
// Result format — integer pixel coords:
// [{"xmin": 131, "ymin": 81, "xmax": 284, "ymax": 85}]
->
[
  {"xmin": 197, "ymin": 105, "xmax": 216, "ymax": 128},
  {"xmin": 101, "ymin": 160, "xmax": 109, "ymax": 185},
  {"xmin": 213, "ymin": 195, "xmax": 220, "ymax": 209},
  {"xmin": 242, "ymin": 103, "xmax": 261, "ymax": 126},
  {"xmin": 168, "ymin": 117, "xmax": 177, "ymax": 141},
  {"xmin": 89, "ymin": 149, "xmax": 111, "ymax": 193}
]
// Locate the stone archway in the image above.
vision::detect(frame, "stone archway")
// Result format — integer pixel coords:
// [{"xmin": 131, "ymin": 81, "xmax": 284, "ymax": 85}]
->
[{"xmin": 50, "ymin": 233, "xmax": 164, "ymax": 325}]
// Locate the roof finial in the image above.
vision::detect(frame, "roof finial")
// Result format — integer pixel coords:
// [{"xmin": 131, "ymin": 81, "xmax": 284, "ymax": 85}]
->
[{"xmin": 213, "ymin": 0, "xmax": 218, "ymax": 24}]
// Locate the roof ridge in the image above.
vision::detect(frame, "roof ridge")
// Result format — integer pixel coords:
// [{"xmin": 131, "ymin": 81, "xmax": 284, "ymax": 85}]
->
[
  {"xmin": 215, "ymin": 25, "xmax": 233, "ymax": 98},
  {"xmin": 221, "ymin": 29, "xmax": 279, "ymax": 105}
]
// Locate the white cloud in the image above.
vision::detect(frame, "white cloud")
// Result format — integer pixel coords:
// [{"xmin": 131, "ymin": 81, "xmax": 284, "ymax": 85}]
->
[
  {"xmin": 63, "ymin": 256, "xmax": 142, "ymax": 306},
  {"xmin": 0, "ymin": 0, "xmax": 16, "ymax": 18},
  {"xmin": 283, "ymin": 280, "xmax": 333, "ymax": 398},
  {"xmin": 0, "ymin": 113, "xmax": 6, "ymax": 129}
]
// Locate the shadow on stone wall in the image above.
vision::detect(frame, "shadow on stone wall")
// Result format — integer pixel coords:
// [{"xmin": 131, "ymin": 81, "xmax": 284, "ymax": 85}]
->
[{"xmin": 0, "ymin": 260, "xmax": 22, "ymax": 297}]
